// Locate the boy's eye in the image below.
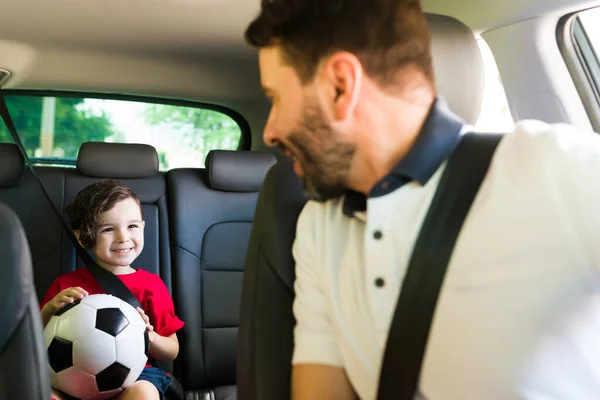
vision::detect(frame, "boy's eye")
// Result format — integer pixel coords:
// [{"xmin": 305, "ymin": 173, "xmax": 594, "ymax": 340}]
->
[
  {"xmin": 101, "ymin": 227, "xmax": 114, "ymax": 233},
  {"xmin": 128, "ymin": 224, "xmax": 138, "ymax": 229}
]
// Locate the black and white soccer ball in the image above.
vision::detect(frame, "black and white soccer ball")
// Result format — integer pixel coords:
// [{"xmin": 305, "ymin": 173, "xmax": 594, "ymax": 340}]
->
[{"xmin": 44, "ymin": 294, "xmax": 148, "ymax": 400}]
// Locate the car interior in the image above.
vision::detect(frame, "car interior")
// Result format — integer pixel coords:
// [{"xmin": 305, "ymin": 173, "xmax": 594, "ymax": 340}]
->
[{"xmin": 1, "ymin": 0, "xmax": 600, "ymax": 399}]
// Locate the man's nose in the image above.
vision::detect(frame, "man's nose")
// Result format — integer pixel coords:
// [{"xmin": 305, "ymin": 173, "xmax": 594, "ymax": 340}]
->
[{"xmin": 263, "ymin": 110, "xmax": 278, "ymax": 147}]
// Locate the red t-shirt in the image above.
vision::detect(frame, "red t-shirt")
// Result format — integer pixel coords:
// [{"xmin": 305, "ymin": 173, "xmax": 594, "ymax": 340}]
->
[{"xmin": 41, "ymin": 268, "xmax": 185, "ymax": 367}]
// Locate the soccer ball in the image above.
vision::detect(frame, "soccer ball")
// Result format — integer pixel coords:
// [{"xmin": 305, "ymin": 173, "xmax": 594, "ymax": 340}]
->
[{"xmin": 44, "ymin": 294, "xmax": 149, "ymax": 400}]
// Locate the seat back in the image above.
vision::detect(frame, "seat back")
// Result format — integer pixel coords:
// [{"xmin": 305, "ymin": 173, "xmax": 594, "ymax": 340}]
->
[
  {"xmin": 0, "ymin": 143, "xmax": 67, "ymax": 301},
  {"xmin": 0, "ymin": 202, "xmax": 51, "ymax": 400},
  {"xmin": 168, "ymin": 150, "xmax": 275, "ymax": 399},
  {"xmin": 0, "ymin": 140, "xmax": 181, "ymax": 395},
  {"xmin": 64, "ymin": 142, "xmax": 176, "ymax": 373},
  {"xmin": 0, "ymin": 141, "xmax": 174, "ymax": 298},
  {"xmin": 236, "ymin": 13, "xmax": 486, "ymax": 400},
  {"xmin": 62, "ymin": 142, "xmax": 173, "ymax": 287},
  {"xmin": 237, "ymin": 160, "xmax": 306, "ymax": 400}
]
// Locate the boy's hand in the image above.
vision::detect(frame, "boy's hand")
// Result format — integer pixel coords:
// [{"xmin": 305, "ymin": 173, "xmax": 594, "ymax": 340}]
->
[
  {"xmin": 45, "ymin": 287, "xmax": 88, "ymax": 314},
  {"xmin": 136, "ymin": 307, "xmax": 156, "ymax": 342}
]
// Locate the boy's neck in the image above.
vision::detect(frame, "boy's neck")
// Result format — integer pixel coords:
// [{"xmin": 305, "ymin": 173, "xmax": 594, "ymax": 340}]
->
[{"xmin": 96, "ymin": 262, "xmax": 136, "ymax": 275}]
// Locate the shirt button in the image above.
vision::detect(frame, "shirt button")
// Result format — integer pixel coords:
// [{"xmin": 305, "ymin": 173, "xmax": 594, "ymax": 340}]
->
[
  {"xmin": 381, "ymin": 181, "xmax": 389, "ymax": 189},
  {"xmin": 375, "ymin": 277, "xmax": 385, "ymax": 287},
  {"xmin": 373, "ymin": 230, "xmax": 383, "ymax": 239}
]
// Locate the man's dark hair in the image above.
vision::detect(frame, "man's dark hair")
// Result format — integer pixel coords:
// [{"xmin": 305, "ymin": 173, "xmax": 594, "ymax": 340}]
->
[
  {"xmin": 66, "ymin": 179, "xmax": 143, "ymax": 248},
  {"xmin": 245, "ymin": 0, "xmax": 434, "ymax": 87}
]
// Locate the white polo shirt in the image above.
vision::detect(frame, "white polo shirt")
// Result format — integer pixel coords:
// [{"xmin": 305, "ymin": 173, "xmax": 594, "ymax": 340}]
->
[{"xmin": 291, "ymin": 104, "xmax": 600, "ymax": 399}]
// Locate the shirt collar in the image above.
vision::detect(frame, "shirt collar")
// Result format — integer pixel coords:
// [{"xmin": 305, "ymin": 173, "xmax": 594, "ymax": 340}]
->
[{"xmin": 342, "ymin": 97, "xmax": 466, "ymax": 217}]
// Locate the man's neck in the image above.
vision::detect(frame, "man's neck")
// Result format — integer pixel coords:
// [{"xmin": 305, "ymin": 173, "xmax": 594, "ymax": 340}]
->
[{"xmin": 348, "ymin": 91, "xmax": 435, "ymax": 195}]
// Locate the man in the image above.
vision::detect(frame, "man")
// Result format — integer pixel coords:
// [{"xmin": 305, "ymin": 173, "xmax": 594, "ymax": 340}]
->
[{"xmin": 245, "ymin": 0, "xmax": 600, "ymax": 399}]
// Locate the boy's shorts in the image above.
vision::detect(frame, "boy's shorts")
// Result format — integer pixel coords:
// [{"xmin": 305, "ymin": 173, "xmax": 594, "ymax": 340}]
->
[
  {"xmin": 52, "ymin": 366, "xmax": 171, "ymax": 400},
  {"xmin": 137, "ymin": 366, "xmax": 172, "ymax": 400}
]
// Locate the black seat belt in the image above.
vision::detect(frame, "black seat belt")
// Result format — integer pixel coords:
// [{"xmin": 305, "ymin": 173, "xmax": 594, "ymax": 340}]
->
[
  {"xmin": 0, "ymin": 89, "xmax": 148, "ymax": 354},
  {"xmin": 377, "ymin": 132, "xmax": 502, "ymax": 400}
]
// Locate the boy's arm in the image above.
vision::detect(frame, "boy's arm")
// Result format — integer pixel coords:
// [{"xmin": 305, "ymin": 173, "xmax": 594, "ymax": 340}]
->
[
  {"xmin": 148, "ymin": 331, "xmax": 179, "ymax": 363},
  {"xmin": 136, "ymin": 306, "xmax": 181, "ymax": 363},
  {"xmin": 39, "ymin": 277, "xmax": 62, "ymax": 328},
  {"xmin": 40, "ymin": 303, "xmax": 55, "ymax": 327}
]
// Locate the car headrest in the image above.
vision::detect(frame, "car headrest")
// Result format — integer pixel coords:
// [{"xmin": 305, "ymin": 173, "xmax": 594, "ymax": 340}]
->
[
  {"xmin": 206, "ymin": 150, "xmax": 277, "ymax": 193},
  {"xmin": 0, "ymin": 202, "xmax": 35, "ymax": 355},
  {"xmin": 0, "ymin": 143, "xmax": 25, "ymax": 188},
  {"xmin": 77, "ymin": 142, "xmax": 159, "ymax": 179},
  {"xmin": 427, "ymin": 13, "xmax": 484, "ymax": 125}
]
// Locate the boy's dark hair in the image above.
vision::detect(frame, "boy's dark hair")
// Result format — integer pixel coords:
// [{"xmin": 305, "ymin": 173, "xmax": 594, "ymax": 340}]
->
[
  {"xmin": 245, "ymin": 0, "xmax": 434, "ymax": 88},
  {"xmin": 66, "ymin": 180, "xmax": 143, "ymax": 248}
]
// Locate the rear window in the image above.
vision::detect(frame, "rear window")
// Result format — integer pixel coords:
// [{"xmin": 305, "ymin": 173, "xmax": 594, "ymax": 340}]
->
[{"xmin": 0, "ymin": 94, "xmax": 245, "ymax": 170}]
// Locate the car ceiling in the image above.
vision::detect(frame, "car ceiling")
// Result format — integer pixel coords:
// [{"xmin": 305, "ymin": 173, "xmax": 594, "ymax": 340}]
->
[
  {"xmin": 0, "ymin": 0, "xmax": 599, "ymax": 109},
  {"xmin": 423, "ymin": 0, "xmax": 600, "ymax": 33}
]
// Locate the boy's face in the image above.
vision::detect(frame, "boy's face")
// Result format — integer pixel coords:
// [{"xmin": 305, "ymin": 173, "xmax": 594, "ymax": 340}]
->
[{"xmin": 92, "ymin": 197, "xmax": 145, "ymax": 271}]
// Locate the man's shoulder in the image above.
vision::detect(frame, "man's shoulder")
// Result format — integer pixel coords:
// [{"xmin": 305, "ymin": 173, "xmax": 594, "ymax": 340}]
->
[
  {"xmin": 489, "ymin": 120, "xmax": 600, "ymax": 176},
  {"xmin": 500, "ymin": 120, "xmax": 600, "ymax": 156}
]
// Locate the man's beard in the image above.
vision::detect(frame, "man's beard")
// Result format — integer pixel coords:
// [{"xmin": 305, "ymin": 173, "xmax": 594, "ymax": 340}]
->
[{"xmin": 285, "ymin": 103, "xmax": 356, "ymax": 202}]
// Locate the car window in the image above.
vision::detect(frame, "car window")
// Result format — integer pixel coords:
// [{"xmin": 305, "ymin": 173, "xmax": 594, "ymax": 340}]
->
[
  {"xmin": 570, "ymin": 8, "xmax": 600, "ymax": 131},
  {"xmin": 0, "ymin": 95, "xmax": 245, "ymax": 170}
]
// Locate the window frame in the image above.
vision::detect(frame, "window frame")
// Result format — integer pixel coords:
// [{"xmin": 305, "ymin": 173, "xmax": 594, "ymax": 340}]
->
[
  {"xmin": 0, "ymin": 89, "xmax": 252, "ymax": 168},
  {"xmin": 557, "ymin": 10, "xmax": 600, "ymax": 132}
]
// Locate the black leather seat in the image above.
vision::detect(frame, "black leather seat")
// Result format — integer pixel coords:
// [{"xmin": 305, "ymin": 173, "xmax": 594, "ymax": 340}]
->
[
  {"xmin": 236, "ymin": 13, "xmax": 487, "ymax": 400},
  {"xmin": 0, "ymin": 201, "xmax": 51, "ymax": 400},
  {"xmin": 0, "ymin": 141, "xmax": 276, "ymax": 399},
  {"xmin": 0, "ymin": 141, "xmax": 175, "ymax": 330},
  {"xmin": 237, "ymin": 160, "xmax": 306, "ymax": 400},
  {"xmin": 0, "ymin": 143, "xmax": 68, "ymax": 301},
  {"xmin": 65, "ymin": 142, "xmax": 184, "ymax": 399},
  {"xmin": 167, "ymin": 150, "xmax": 276, "ymax": 399},
  {"xmin": 63, "ymin": 142, "xmax": 174, "ymax": 294},
  {"xmin": 0, "ymin": 141, "xmax": 184, "ymax": 399}
]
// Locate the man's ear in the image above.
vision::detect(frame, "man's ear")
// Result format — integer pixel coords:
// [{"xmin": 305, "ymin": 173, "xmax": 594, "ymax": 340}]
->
[{"xmin": 322, "ymin": 51, "xmax": 363, "ymax": 121}]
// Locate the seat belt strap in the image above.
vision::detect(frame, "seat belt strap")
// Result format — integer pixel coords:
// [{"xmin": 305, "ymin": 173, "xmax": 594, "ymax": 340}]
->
[
  {"xmin": 377, "ymin": 132, "xmax": 502, "ymax": 400},
  {"xmin": 0, "ymin": 89, "xmax": 149, "ymax": 354}
]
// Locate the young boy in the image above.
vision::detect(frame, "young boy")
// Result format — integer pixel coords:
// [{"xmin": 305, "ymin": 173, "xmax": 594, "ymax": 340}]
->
[{"xmin": 40, "ymin": 179, "xmax": 185, "ymax": 400}]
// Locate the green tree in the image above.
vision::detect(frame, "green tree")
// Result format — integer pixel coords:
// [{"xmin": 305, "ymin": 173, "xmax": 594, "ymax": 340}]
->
[
  {"xmin": 157, "ymin": 151, "xmax": 169, "ymax": 170},
  {"xmin": 0, "ymin": 96, "xmax": 116, "ymax": 158},
  {"xmin": 143, "ymin": 104, "xmax": 241, "ymax": 155}
]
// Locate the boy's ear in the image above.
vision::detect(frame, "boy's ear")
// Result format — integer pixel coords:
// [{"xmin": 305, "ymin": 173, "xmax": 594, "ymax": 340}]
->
[
  {"xmin": 142, "ymin": 220, "xmax": 145, "ymax": 229},
  {"xmin": 74, "ymin": 230, "xmax": 84, "ymax": 247}
]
